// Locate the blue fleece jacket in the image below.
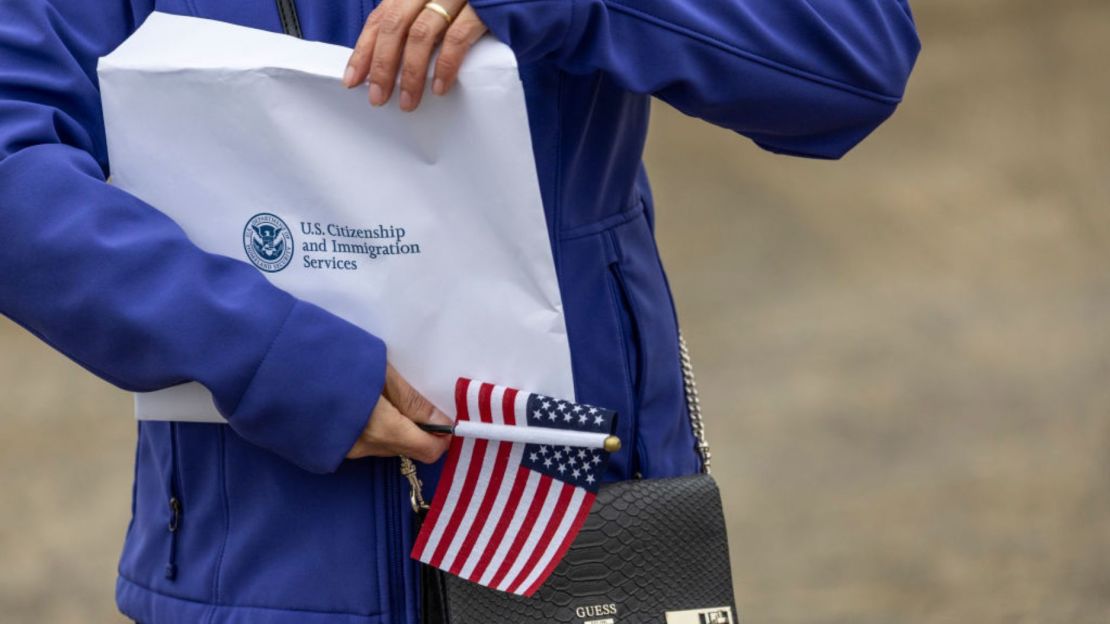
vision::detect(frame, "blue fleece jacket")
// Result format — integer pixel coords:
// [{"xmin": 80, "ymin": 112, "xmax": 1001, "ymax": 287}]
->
[{"xmin": 0, "ymin": 1, "xmax": 919, "ymax": 622}]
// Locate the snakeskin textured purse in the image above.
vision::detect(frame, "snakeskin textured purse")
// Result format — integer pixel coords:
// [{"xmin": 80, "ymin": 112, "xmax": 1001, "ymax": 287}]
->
[{"xmin": 404, "ymin": 336, "xmax": 738, "ymax": 624}]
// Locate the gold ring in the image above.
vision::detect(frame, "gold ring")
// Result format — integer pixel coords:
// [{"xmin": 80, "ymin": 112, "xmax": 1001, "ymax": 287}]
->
[{"xmin": 422, "ymin": 1, "xmax": 454, "ymax": 25}]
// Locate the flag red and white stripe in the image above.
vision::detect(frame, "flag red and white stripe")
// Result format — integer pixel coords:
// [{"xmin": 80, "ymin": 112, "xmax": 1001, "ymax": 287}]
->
[{"xmin": 411, "ymin": 378, "xmax": 616, "ymax": 596}]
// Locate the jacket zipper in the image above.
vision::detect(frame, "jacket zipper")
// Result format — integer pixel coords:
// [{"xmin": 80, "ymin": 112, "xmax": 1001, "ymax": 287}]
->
[
  {"xmin": 278, "ymin": 1, "xmax": 412, "ymax": 614},
  {"xmin": 165, "ymin": 422, "xmax": 183, "ymax": 580},
  {"xmin": 385, "ymin": 458, "xmax": 408, "ymax": 623}
]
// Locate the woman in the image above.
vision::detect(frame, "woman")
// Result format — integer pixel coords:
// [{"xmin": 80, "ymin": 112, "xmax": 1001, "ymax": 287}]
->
[{"xmin": 0, "ymin": 1, "xmax": 920, "ymax": 622}]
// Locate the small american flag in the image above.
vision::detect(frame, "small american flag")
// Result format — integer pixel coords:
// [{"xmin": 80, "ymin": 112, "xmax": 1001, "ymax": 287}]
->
[{"xmin": 412, "ymin": 377, "xmax": 617, "ymax": 596}]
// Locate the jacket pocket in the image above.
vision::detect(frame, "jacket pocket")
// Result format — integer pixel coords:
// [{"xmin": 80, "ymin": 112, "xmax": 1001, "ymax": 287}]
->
[
  {"xmin": 607, "ymin": 260, "xmax": 643, "ymax": 397},
  {"xmin": 604, "ymin": 238, "xmax": 645, "ymax": 475},
  {"xmin": 605, "ymin": 212, "xmax": 701, "ymax": 478},
  {"xmin": 164, "ymin": 422, "xmax": 183, "ymax": 580},
  {"xmin": 118, "ymin": 421, "xmax": 192, "ymax": 591}
]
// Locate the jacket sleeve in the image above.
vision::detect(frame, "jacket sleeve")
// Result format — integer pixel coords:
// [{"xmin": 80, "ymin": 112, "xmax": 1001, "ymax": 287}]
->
[
  {"xmin": 0, "ymin": 1, "xmax": 385, "ymax": 474},
  {"xmin": 470, "ymin": 0, "xmax": 921, "ymax": 158}
]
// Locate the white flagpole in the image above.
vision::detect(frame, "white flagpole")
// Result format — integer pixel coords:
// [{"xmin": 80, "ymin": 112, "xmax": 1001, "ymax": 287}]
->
[{"xmin": 428, "ymin": 421, "xmax": 621, "ymax": 452}]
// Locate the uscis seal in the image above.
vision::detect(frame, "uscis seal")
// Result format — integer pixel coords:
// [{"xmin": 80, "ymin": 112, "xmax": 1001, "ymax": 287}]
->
[{"xmin": 243, "ymin": 213, "xmax": 294, "ymax": 272}]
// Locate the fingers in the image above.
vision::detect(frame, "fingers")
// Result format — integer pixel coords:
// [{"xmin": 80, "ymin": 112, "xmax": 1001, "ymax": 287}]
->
[
  {"xmin": 344, "ymin": 363, "xmax": 452, "ymax": 463},
  {"xmin": 343, "ymin": 0, "xmax": 486, "ymax": 109},
  {"xmin": 380, "ymin": 404, "xmax": 451, "ymax": 463},
  {"xmin": 433, "ymin": 5, "xmax": 488, "ymax": 96},
  {"xmin": 366, "ymin": 0, "xmax": 424, "ymax": 105},
  {"xmin": 397, "ymin": 0, "xmax": 467, "ymax": 110},
  {"xmin": 347, "ymin": 395, "xmax": 451, "ymax": 464},
  {"xmin": 369, "ymin": 0, "xmax": 466, "ymax": 108},
  {"xmin": 344, "ymin": 9, "xmax": 382, "ymax": 88},
  {"xmin": 383, "ymin": 363, "xmax": 452, "ymax": 426}
]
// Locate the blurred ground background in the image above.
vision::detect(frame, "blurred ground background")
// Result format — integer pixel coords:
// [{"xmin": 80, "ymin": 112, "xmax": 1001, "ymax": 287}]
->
[{"xmin": 2, "ymin": 1, "xmax": 1109, "ymax": 622}]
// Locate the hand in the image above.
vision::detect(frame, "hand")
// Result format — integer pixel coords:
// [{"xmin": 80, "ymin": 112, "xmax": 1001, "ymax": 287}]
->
[
  {"xmin": 346, "ymin": 363, "xmax": 453, "ymax": 463},
  {"xmin": 342, "ymin": 0, "xmax": 489, "ymax": 111}
]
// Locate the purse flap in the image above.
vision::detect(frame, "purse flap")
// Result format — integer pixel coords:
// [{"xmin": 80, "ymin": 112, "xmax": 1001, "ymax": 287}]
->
[{"xmin": 442, "ymin": 474, "xmax": 737, "ymax": 624}]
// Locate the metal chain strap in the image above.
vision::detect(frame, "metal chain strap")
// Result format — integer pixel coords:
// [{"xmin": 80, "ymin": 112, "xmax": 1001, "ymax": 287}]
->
[{"xmin": 678, "ymin": 332, "xmax": 712, "ymax": 475}]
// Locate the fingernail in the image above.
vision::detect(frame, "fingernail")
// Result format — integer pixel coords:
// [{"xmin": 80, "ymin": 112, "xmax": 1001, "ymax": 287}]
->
[
  {"xmin": 369, "ymin": 83, "xmax": 385, "ymax": 106},
  {"xmin": 433, "ymin": 78, "xmax": 446, "ymax": 96},
  {"xmin": 343, "ymin": 65, "xmax": 355, "ymax": 87},
  {"xmin": 400, "ymin": 90, "xmax": 415, "ymax": 111}
]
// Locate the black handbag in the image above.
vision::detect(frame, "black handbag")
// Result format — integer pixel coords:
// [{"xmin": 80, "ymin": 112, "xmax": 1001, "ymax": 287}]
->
[
  {"xmin": 402, "ymin": 335, "xmax": 738, "ymax": 624},
  {"xmin": 272, "ymin": 7, "xmax": 738, "ymax": 621}
]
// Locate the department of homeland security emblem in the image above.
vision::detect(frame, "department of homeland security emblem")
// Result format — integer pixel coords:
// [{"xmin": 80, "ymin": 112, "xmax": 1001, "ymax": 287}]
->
[{"xmin": 243, "ymin": 213, "xmax": 294, "ymax": 272}]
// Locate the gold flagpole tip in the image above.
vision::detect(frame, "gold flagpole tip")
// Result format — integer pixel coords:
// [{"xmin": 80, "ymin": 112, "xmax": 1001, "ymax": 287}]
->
[{"xmin": 603, "ymin": 435, "xmax": 622, "ymax": 453}]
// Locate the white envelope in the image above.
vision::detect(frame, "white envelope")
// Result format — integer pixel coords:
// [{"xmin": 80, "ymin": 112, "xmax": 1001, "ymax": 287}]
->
[{"xmin": 98, "ymin": 12, "xmax": 574, "ymax": 422}]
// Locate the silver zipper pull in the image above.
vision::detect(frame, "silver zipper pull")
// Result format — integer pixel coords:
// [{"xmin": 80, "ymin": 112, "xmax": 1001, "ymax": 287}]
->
[{"xmin": 399, "ymin": 456, "xmax": 429, "ymax": 514}]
